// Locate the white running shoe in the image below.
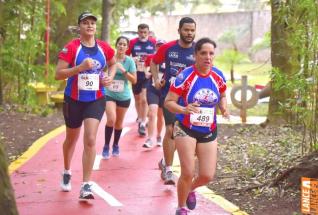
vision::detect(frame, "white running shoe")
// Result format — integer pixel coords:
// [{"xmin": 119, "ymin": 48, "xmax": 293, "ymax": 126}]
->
[
  {"xmin": 143, "ymin": 138, "xmax": 153, "ymax": 148},
  {"xmin": 61, "ymin": 172, "xmax": 71, "ymax": 192}
]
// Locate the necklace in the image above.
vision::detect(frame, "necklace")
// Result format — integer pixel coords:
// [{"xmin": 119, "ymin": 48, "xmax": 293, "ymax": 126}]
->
[{"xmin": 80, "ymin": 39, "xmax": 95, "ymax": 47}]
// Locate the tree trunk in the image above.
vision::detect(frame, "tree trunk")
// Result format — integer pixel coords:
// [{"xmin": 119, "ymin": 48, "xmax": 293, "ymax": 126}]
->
[
  {"xmin": 0, "ymin": 144, "xmax": 18, "ymax": 215},
  {"xmin": 267, "ymin": 0, "xmax": 294, "ymax": 124},
  {"xmin": 51, "ymin": 0, "xmax": 79, "ymax": 58},
  {"xmin": 0, "ymin": 62, "xmax": 3, "ymax": 105},
  {"xmin": 230, "ymin": 66, "xmax": 235, "ymax": 84},
  {"xmin": 101, "ymin": 0, "xmax": 115, "ymax": 42}
]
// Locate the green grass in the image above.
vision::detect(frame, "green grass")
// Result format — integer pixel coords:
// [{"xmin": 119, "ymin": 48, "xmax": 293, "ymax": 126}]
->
[
  {"xmin": 247, "ymin": 103, "xmax": 269, "ymax": 116},
  {"xmin": 228, "ymin": 103, "xmax": 269, "ymax": 116},
  {"xmin": 214, "ymin": 61, "xmax": 271, "ymax": 86}
]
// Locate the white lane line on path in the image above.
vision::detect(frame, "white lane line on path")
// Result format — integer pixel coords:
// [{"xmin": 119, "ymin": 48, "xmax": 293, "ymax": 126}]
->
[
  {"xmin": 93, "ymin": 155, "xmax": 103, "ymax": 170},
  {"xmin": 121, "ymin": 126, "xmax": 131, "ymax": 137},
  {"xmin": 91, "ymin": 182, "xmax": 123, "ymax": 206},
  {"xmin": 93, "ymin": 127, "xmax": 131, "ymax": 171}
]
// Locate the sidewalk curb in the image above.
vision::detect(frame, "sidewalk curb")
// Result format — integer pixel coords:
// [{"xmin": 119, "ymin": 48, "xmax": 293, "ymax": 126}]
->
[{"xmin": 8, "ymin": 125, "xmax": 65, "ymax": 175}]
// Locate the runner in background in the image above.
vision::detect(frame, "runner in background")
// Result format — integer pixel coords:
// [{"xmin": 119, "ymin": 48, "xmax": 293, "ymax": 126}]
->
[
  {"xmin": 165, "ymin": 37, "xmax": 229, "ymax": 215},
  {"xmin": 143, "ymin": 39, "xmax": 166, "ymax": 148},
  {"xmin": 151, "ymin": 17, "xmax": 196, "ymax": 185},
  {"xmin": 102, "ymin": 36, "xmax": 137, "ymax": 159},
  {"xmin": 126, "ymin": 24, "xmax": 156, "ymax": 136},
  {"xmin": 55, "ymin": 12, "xmax": 116, "ymax": 201}
]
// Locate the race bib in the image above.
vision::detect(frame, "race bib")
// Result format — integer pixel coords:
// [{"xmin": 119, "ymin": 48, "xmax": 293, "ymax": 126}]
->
[
  {"xmin": 78, "ymin": 74, "xmax": 99, "ymax": 91},
  {"xmin": 108, "ymin": 80, "xmax": 124, "ymax": 92},
  {"xmin": 190, "ymin": 107, "xmax": 214, "ymax": 127}
]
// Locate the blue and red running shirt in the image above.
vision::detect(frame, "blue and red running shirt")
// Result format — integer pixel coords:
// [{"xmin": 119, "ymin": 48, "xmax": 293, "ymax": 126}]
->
[
  {"xmin": 152, "ymin": 40, "xmax": 195, "ymax": 98},
  {"xmin": 169, "ymin": 65, "xmax": 227, "ymax": 134},
  {"xmin": 58, "ymin": 38, "xmax": 115, "ymax": 102},
  {"xmin": 126, "ymin": 37, "xmax": 156, "ymax": 72}
]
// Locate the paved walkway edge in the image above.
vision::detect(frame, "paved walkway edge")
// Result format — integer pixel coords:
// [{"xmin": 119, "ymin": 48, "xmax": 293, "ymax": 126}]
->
[{"xmin": 8, "ymin": 125, "xmax": 65, "ymax": 174}]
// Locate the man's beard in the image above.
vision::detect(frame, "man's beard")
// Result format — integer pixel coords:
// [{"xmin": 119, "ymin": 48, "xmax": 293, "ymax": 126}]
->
[{"xmin": 180, "ymin": 34, "xmax": 195, "ymax": 44}]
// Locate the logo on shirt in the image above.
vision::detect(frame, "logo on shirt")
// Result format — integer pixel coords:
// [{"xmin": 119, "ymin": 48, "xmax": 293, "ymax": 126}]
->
[
  {"xmin": 134, "ymin": 46, "xmax": 142, "ymax": 50},
  {"xmin": 83, "ymin": 59, "xmax": 102, "ymax": 74},
  {"xmin": 62, "ymin": 47, "xmax": 68, "ymax": 53},
  {"xmin": 176, "ymin": 73, "xmax": 184, "ymax": 81},
  {"xmin": 169, "ymin": 51, "xmax": 179, "ymax": 59},
  {"xmin": 186, "ymin": 54, "xmax": 194, "ymax": 61},
  {"xmin": 193, "ymin": 88, "xmax": 218, "ymax": 105},
  {"xmin": 146, "ymin": 45, "xmax": 154, "ymax": 50}
]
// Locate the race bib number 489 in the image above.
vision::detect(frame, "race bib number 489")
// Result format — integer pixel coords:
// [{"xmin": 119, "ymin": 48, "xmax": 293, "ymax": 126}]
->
[
  {"xmin": 78, "ymin": 74, "xmax": 99, "ymax": 91},
  {"xmin": 190, "ymin": 107, "xmax": 214, "ymax": 127}
]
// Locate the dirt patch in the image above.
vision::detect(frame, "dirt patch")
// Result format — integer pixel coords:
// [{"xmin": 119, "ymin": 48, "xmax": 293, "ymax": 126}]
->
[
  {"xmin": 214, "ymin": 124, "xmax": 304, "ymax": 215},
  {"xmin": 0, "ymin": 109, "xmax": 64, "ymax": 162}
]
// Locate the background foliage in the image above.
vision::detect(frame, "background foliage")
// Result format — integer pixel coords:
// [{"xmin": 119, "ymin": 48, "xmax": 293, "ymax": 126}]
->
[{"xmin": 269, "ymin": 0, "xmax": 318, "ymax": 152}]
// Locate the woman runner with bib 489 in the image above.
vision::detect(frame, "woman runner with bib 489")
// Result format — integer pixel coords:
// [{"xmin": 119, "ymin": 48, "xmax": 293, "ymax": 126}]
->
[{"xmin": 164, "ymin": 37, "xmax": 229, "ymax": 215}]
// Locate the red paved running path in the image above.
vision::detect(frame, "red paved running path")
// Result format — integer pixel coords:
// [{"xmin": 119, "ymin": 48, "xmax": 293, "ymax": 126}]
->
[{"xmin": 10, "ymin": 105, "xmax": 230, "ymax": 215}]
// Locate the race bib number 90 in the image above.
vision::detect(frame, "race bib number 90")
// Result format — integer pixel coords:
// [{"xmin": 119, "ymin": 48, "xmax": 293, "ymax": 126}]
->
[
  {"xmin": 108, "ymin": 80, "xmax": 124, "ymax": 92},
  {"xmin": 190, "ymin": 107, "xmax": 214, "ymax": 127},
  {"xmin": 78, "ymin": 74, "xmax": 99, "ymax": 91}
]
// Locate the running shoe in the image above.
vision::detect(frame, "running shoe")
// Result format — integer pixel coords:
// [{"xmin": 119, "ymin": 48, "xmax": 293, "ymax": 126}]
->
[
  {"xmin": 143, "ymin": 138, "xmax": 153, "ymax": 148},
  {"xmin": 138, "ymin": 123, "xmax": 146, "ymax": 136},
  {"xmin": 158, "ymin": 158, "xmax": 166, "ymax": 180},
  {"xmin": 60, "ymin": 172, "xmax": 71, "ymax": 192},
  {"xmin": 156, "ymin": 136, "xmax": 162, "ymax": 146},
  {"xmin": 112, "ymin": 145, "xmax": 120, "ymax": 156},
  {"xmin": 158, "ymin": 158, "xmax": 165, "ymax": 170},
  {"xmin": 175, "ymin": 207, "xmax": 189, "ymax": 215},
  {"xmin": 186, "ymin": 191, "xmax": 196, "ymax": 210},
  {"xmin": 79, "ymin": 183, "xmax": 94, "ymax": 201},
  {"xmin": 102, "ymin": 146, "xmax": 110, "ymax": 159},
  {"xmin": 164, "ymin": 171, "xmax": 175, "ymax": 185}
]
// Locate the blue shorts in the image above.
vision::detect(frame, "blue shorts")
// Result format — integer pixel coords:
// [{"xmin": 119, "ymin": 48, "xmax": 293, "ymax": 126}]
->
[{"xmin": 147, "ymin": 85, "xmax": 163, "ymax": 108}]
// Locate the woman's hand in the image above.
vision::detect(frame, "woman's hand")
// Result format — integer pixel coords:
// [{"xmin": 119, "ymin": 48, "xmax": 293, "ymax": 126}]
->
[
  {"xmin": 79, "ymin": 58, "xmax": 94, "ymax": 71},
  {"xmin": 117, "ymin": 62, "xmax": 126, "ymax": 74},
  {"xmin": 184, "ymin": 101, "xmax": 200, "ymax": 114},
  {"xmin": 101, "ymin": 74, "xmax": 113, "ymax": 87},
  {"xmin": 220, "ymin": 106, "xmax": 230, "ymax": 119},
  {"xmin": 154, "ymin": 79, "xmax": 165, "ymax": 90}
]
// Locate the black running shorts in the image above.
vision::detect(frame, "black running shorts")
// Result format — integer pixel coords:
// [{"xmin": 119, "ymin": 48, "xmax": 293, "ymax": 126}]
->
[
  {"xmin": 63, "ymin": 95, "xmax": 105, "ymax": 128},
  {"xmin": 105, "ymin": 95, "xmax": 131, "ymax": 108},
  {"xmin": 132, "ymin": 71, "xmax": 150, "ymax": 95},
  {"xmin": 147, "ymin": 85, "xmax": 163, "ymax": 108},
  {"xmin": 173, "ymin": 121, "xmax": 217, "ymax": 143}
]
